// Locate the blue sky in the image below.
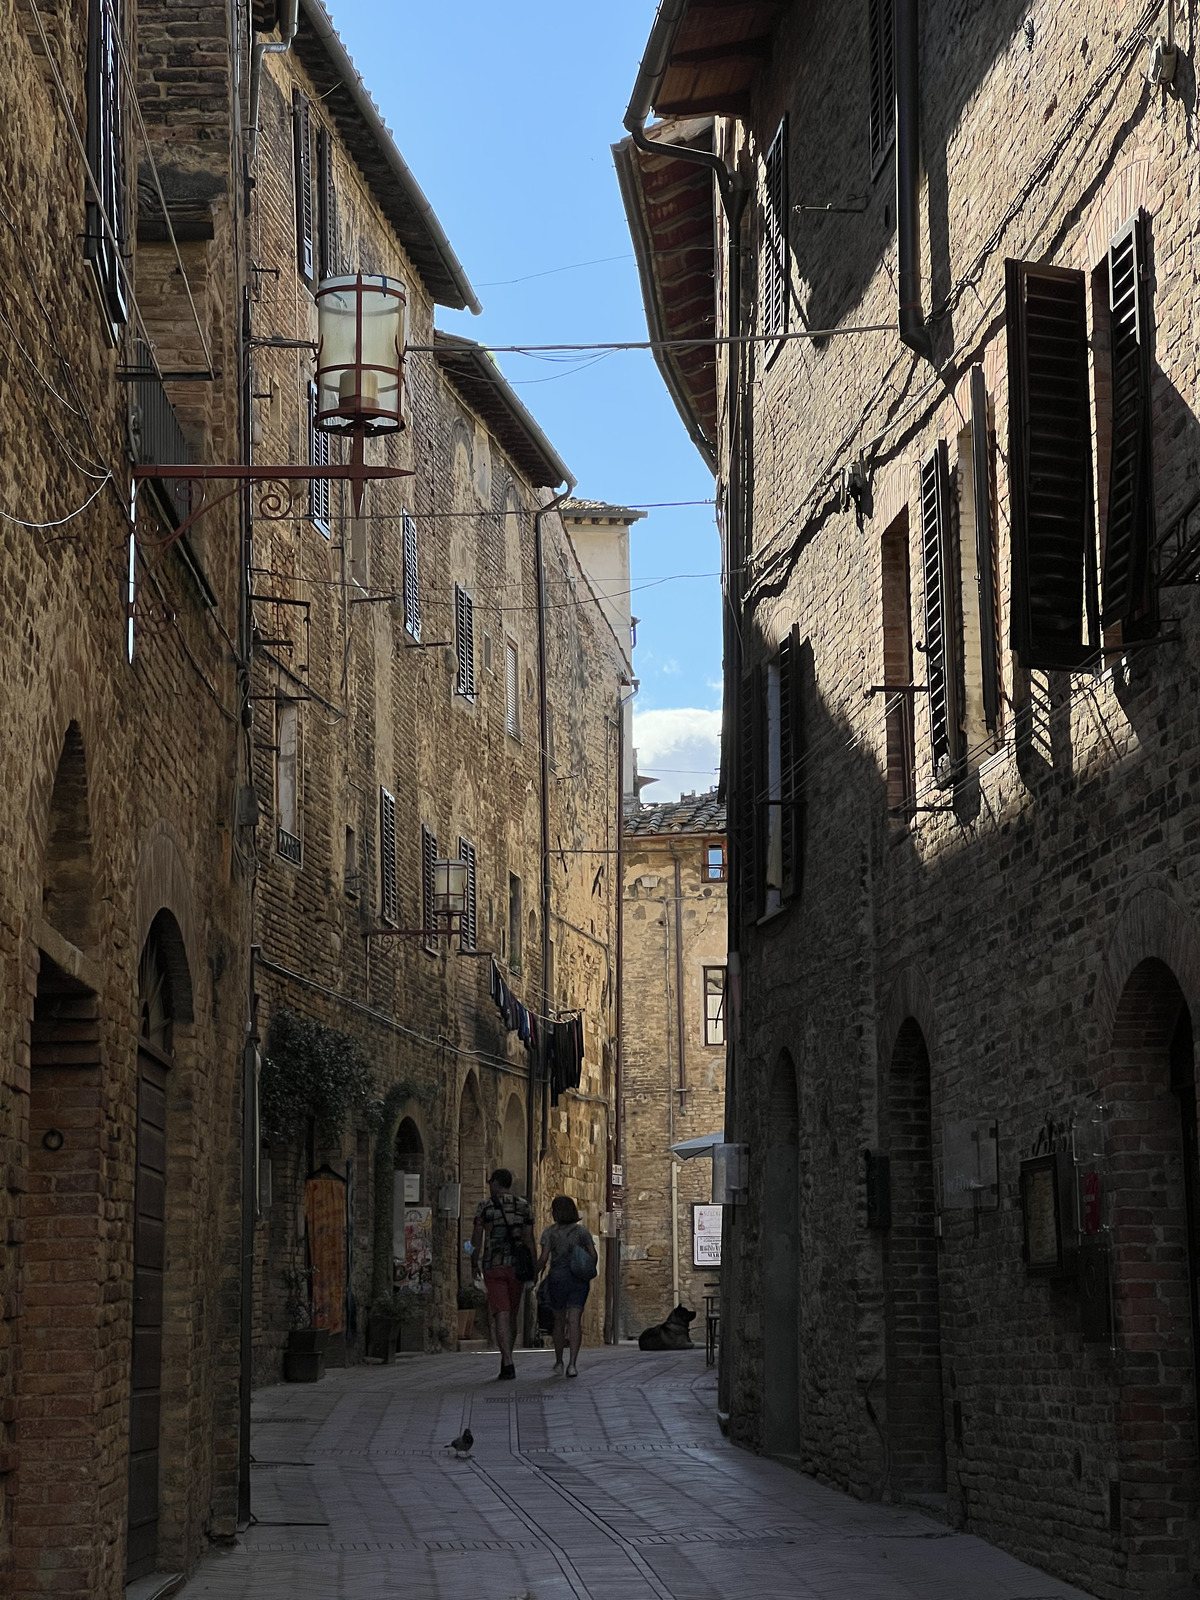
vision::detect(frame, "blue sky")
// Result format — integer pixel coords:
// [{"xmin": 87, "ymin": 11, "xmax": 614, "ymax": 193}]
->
[{"xmin": 327, "ymin": 0, "xmax": 722, "ymax": 800}]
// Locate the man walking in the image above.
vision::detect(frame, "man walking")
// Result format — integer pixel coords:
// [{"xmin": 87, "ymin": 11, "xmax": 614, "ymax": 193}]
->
[{"xmin": 470, "ymin": 1168, "xmax": 535, "ymax": 1380}]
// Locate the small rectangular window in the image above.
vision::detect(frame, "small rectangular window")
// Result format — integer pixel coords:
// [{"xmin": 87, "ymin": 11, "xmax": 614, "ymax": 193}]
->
[
  {"xmin": 317, "ymin": 126, "xmax": 338, "ymax": 281},
  {"xmin": 762, "ymin": 120, "xmax": 788, "ymax": 356},
  {"xmin": 401, "ymin": 511, "xmax": 421, "ymax": 640},
  {"xmin": 276, "ymin": 702, "xmax": 301, "ymax": 864},
  {"xmin": 85, "ymin": 0, "xmax": 128, "ymax": 331},
  {"xmin": 703, "ymin": 967, "xmax": 726, "ymax": 1047},
  {"xmin": 309, "ymin": 382, "xmax": 331, "ymax": 535},
  {"xmin": 508, "ymin": 872, "xmax": 522, "ymax": 973},
  {"xmin": 867, "ymin": 0, "xmax": 896, "ymax": 173},
  {"xmin": 421, "ymin": 824, "xmax": 437, "ymax": 952},
  {"xmin": 454, "ymin": 585, "xmax": 476, "ymax": 700},
  {"xmin": 293, "ymin": 91, "xmax": 315, "ymax": 286},
  {"xmin": 704, "ymin": 842, "xmax": 727, "ymax": 882},
  {"xmin": 379, "ymin": 789, "xmax": 397, "ymax": 925},
  {"xmin": 505, "ymin": 639, "xmax": 520, "ymax": 737},
  {"xmin": 458, "ymin": 837, "xmax": 477, "ymax": 952},
  {"xmin": 881, "ymin": 511, "xmax": 915, "ymax": 818}
]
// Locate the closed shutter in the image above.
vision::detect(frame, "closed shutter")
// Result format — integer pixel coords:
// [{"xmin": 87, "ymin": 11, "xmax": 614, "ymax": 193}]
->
[
  {"xmin": 868, "ymin": 0, "xmax": 896, "ymax": 171},
  {"xmin": 778, "ymin": 624, "xmax": 805, "ymax": 901},
  {"xmin": 969, "ymin": 367, "xmax": 1001, "ymax": 734},
  {"xmin": 402, "ymin": 511, "xmax": 421, "ymax": 640},
  {"xmin": 458, "ymin": 838, "xmax": 477, "ymax": 951},
  {"xmin": 920, "ymin": 440, "xmax": 963, "ymax": 783},
  {"xmin": 505, "ymin": 640, "xmax": 519, "ymax": 736},
  {"xmin": 317, "ymin": 126, "xmax": 338, "ymax": 281},
  {"xmin": 421, "ymin": 824, "xmax": 437, "ymax": 951},
  {"xmin": 379, "ymin": 788, "xmax": 397, "ymax": 925},
  {"xmin": 309, "ymin": 382, "xmax": 331, "ymax": 531},
  {"xmin": 1005, "ymin": 258, "xmax": 1094, "ymax": 670},
  {"xmin": 739, "ymin": 663, "xmax": 764, "ymax": 923},
  {"xmin": 454, "ymin": 585, "xmax": 475, "ymax": 699},
  {"xmin": 763, "ymin": 121, "xmax": 788, "ymax": 350},
  {"xmin": 1102, "ymin": 210, "xmax": 1156, "ymax": 636},
  {"xmin": 85, "ymin": 0, "xmax": 128, "ymax": 327},
  {"xmin": 293, "ymin": 91, "xmax": 315, "ymax": 284}
]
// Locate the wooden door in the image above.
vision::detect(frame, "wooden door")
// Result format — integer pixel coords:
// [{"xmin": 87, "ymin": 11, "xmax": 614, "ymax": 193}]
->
[{"xmin": 126, "ymin": 1043, "xmax": 168, "ymax": 1583}]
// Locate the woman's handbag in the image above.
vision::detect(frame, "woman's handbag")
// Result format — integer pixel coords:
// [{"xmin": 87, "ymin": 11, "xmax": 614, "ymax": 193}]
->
[{"xmin": 569, "ymin": 1241, "xmax": 597, "ymax": 1281}]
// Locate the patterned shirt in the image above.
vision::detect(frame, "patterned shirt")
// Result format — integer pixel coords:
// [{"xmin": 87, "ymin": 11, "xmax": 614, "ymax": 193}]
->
[{"xmin": 474, "ymin": 1194, "xmax": 533, "ymax": 1270}]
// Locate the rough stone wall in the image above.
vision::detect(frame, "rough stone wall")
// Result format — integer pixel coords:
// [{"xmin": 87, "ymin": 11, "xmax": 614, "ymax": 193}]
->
[
  {"xmin": 621, "ymin": 820, "xmax": 727, "ymax": 1336},
  {"xmin": 715, "ymin": 3, "xmax": 1200, "ymax": 1597},
  {"xmin": 0, "ymin": 0, "xmax": 246, "ymax": 1593}
]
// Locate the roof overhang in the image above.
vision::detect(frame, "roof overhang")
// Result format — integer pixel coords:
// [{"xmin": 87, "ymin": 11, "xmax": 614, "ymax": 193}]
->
[
  {"xmin": 624, "ymin": 0, "xmax": 785, "ymax": 125},
  {"xmin": 294, "ymin": 0, "xmax": 481, "ymax": 315},
  {"xmin": 434, "ymin": 333, "xmax": 571, "ymax": 491}
]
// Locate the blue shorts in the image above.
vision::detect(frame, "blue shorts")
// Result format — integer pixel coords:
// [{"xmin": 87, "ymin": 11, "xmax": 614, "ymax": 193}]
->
[{"xmin": 545, "ymin": 1263, "xmax": 589, "ymax": 1312}]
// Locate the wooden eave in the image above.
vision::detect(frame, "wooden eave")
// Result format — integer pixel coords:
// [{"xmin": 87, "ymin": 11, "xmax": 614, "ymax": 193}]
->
[
  {"xmin": 652, "ymin": 0, "xmax": 784, "ymax": 119},
  {"xmin": 434, "ymin": 333, "xmax": 570, "ymax": 490}
]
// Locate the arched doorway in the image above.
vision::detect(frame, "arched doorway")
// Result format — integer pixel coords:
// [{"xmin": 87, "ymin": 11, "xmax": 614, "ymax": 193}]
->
[
  {"xmin": 883, "ymin": 1018, "xmax": 945, "ymax": 1494},
  {"xmin": 763, "ymin": 1050, "xmax": 800, "ymax": 1455},
  {"xmin": 1104, "ymin": 959, "xmax": 1199, "ymax": 1566},
  {"xmin": 393, "ymin": 1117, "xmax": 426, "ymax": 1286},
  {"xmin": 501, "ymin": 1094, "xmax": 527, "ymax": 1196},
  {"xmin": 458, "ymin": 1076, "xmax": 486, "ymax": 1286}
]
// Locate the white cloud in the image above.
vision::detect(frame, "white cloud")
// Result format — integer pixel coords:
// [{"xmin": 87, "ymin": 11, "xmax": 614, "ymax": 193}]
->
[{"xmin": 632, "ymin": 707, "xmax": 722, "ymax": 802}]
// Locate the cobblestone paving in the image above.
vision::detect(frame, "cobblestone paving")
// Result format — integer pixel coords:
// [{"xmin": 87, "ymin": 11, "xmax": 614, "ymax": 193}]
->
[{"xmin": 185, "ymin": 1347, "xmax": 1095, "ymax": 1600}]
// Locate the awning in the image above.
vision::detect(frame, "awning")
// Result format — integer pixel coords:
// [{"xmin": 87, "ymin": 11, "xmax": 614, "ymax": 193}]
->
[{"xmin": 670, "ymin": 1132, "xmax": 724, "ymax": 1160}]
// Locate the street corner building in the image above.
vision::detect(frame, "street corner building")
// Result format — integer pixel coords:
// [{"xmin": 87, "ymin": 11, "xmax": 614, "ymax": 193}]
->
[
  {"xmin": 620, "ymin": 2, "xmax": 1200, "ymax": 1598},
  {"xmin": 621, "ymin": 790, "xmax": 728, "ymax": 1339}
]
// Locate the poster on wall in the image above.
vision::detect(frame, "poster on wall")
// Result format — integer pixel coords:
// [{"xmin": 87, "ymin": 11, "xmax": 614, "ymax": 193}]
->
[
  {"xmin": 692, "ymin": 1203, "xmax": 723, "ymax": 1267},
  {"xmin": 398, "ymin": 1205, "xmax": 433, "ymax": 1291}
]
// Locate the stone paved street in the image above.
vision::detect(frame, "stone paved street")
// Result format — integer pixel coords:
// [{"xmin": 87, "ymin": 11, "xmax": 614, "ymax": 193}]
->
[{"xmin": 184, "ymin": 1347, "xmax": 1096, "ymax": 1600}]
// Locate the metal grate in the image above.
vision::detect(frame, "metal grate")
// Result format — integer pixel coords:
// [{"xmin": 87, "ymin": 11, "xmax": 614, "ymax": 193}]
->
[
  {"xmin": 128, "ymin": 340, "xmax": 192, "ymax": 528},
  {"xmin": 276, "ymin": 827, "xmax": 302, "ymax": 866}
]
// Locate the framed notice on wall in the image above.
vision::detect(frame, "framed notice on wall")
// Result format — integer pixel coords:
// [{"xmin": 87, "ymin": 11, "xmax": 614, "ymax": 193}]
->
[
  {"xmin": 693, "ymin": 1204, "xmax": 723, "ymax": 1267},
  {"xmin": 1020, "ymin": 1153, "xmax": 1072, "ymax": 1277}
]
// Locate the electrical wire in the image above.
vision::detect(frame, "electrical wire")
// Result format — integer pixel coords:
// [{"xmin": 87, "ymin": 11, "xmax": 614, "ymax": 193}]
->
[
  {"xmin": 247, "ymin": 566, "xmax": 735, "ymax": 613},
  {"xmin": 411, "ymin": 325, "xmax": 895, "ymax": 357},
  {"xmin": 0, "ymin": 474, "xmax": 113, "ymax": 528}
]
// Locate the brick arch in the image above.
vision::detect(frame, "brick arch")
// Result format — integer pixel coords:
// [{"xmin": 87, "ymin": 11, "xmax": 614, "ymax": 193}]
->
[
  {"xmin": 879, "ymin": 963, "xmax": 940, "ymax": 1072},
  {"xmin": 1093, "ymin": 884, "xmax": 1200, "ymax": 1051},
  {"xmin": 132, "ymin": 820, "xmax": 201, "ymax": 1005},
  {"xmin": 1079, "ymin": 149, "xmax": 1157, "ymax": 270}
]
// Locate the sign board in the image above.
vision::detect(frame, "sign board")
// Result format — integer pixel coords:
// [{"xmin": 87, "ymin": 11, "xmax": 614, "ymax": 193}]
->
[
  {"xmin": 397, "ymin": 1205, "xmax": 433, "ymax": 1291},
  {"xmin": 942, "ymin": 1120, "xmax": 999, "ymax": 1210},
  {"xmin": 693, "ymin": 1203, "xmax": 723, "ymax": 1267},
  {"xmin": 402, "ymin": 1172, "xmax": 421, "ymax": 1203}
]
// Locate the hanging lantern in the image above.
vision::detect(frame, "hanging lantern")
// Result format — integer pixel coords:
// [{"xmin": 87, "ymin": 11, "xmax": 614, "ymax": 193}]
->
[
  {"xmin": 315, "ymin": 273, "xmax": 407, "ymax": 435},
  {"xmin": 432, "ymin": 858, "xmax": 469, "ymax": 919}
]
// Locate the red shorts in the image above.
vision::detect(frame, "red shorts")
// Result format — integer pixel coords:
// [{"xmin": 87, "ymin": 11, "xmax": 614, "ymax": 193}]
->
[{"xmin": 483, "ymin": 1266, "xmax": 524, "ymax": 1315}]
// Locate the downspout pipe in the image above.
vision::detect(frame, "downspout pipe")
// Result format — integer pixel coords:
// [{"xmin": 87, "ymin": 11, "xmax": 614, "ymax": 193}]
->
[
  {"xmin": 894, "ymin": 0, "xmax": 933, "ymax": 361},
  {"xmin": 248, "ymin": 0, "xmax": 299, "ymax": 162}
]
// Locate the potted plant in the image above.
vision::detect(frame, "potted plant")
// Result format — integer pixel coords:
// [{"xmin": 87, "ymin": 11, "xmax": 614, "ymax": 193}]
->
[
  {"xmin": 282, "ymin": 1267, "xmax": 328, "ymax": 1382},
  {"xmin": 366, "ymin": 1291, "xmax": 407, "ymax": 1362},
  {"xmin": 456, "ymin": 1281, "xmax": 487, "ymax": 1341}
]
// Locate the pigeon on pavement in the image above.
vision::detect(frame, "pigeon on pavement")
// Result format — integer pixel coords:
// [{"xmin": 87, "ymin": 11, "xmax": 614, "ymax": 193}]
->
[{"xmin": 448, "ymin": 1428, "xmax": 473, "ymax": 1457}]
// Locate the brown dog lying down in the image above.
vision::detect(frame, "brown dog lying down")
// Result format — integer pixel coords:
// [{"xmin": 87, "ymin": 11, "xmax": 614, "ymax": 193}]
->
[{"xmin": 637, "ymin": 1304, "xmax": 697, "ymax": 1351}]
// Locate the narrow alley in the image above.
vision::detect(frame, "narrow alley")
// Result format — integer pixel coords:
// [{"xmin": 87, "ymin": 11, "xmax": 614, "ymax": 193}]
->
[{"xmin": 188, "ymin": 1349, "xmax": 1093, "ymax": 1600}]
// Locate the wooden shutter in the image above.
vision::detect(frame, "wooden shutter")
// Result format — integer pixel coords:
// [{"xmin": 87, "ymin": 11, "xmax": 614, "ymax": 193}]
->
[
  {"xmin": 969, "ymin": 367, "xmax": 1001, "ymax": 734},
  {"xmin": 379, "ymin": 788, "xmax": 397, "ymax": 925},
  {"xmin": 920, "ymin": 440, "xmax": 963, "ymax": 782},
  {"xmin": 739, "ymin": 663, "xmax": 764, "ymax": 923},
  {"xmin": 293, "ymin": 91, "xmax": 315, "ymax": 284},
  {"xmin": 402, "ymin": 511, "xmax": 421, "ymax": 640},
  {"xmin": 868, "ymin": 0, "xmax": 896, "ymax": 170},
  {"xmin": 317, "ymin": 126, "xmax": 338, "ymax": 281},
  {"xmin": 85, "ymin": 0, "xmax": 128, "ymax": 327},
  {"xmin": 421, "ymin": 825, "xmax": 437, "ymax": 951},
  {"xmin": 778, "ymin": 624, "xmax": 805, "ymax": 901},
  {"xmin": 454, "ymin": 586, "xmax": 475, "ymax": 699},
  {"xmin": 458, "ymin": 838, "xmax": 477, "ymax": 951},
  {"xmin": 505, "ymin": 641, "xmax": 519, "ymax": 736},
  {"xmin": 308, "ymin": 382, "xmax": 330, "ymax": 531},
  {"xmin": 1102, "ymin": 210, "xmax": 1156, "ymax": 636},
  {"xmin": 1005, "ymin": 258, "xmax": 1094, "ymax": 670},
  {"xmin": 763, "ymin": 121, "xmax": 788, "ymax": 348}
]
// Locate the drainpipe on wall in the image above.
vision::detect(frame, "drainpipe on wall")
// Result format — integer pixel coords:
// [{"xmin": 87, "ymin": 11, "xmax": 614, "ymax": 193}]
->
[
  {"xmin": 894, "ymin": 0, "xmax": 933, "ymax": 361},
  {"xmin": 247, "ymin": 0, "xmax": 299, "ymax": 163},
  {"xmin": 609, "ymin": 687, "xmax": 633, "ymax": 1343}
]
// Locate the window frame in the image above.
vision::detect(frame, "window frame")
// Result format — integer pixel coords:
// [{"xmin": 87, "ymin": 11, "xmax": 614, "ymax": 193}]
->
[
  {"xmin": 308, "ymin": 381, "xmax": 331, "ymax": 536},
  {"xmin": 504, "ymin": 638, "xmax": 520, "ymax": 738},
  {"xmin": 454, "ymin": 584, "xmax": 476, "ymax": 701},
  {"xmin": 867, "ymin": 0, "xmax": 896, "ymax": 177},
  {"xmin": 920, "ymin": 439, "xmax": 964, "ymax": 786},
  {"xmin": 458, "ymin": 837, "xmax": 478, "ymax": 952},
  {"xmin": 317, "ymin": 124, "xmax": 338, "ymax": 282},
  {"xmin": 379, "ymin": 788, "xmax": 398, "ymax": 925},
  {"xmin": 704, "ymin": 841, "xmax": 727, "ymax": 883},
  {"xmin": 703, "ymin": 966, "xmax": 727, "ymax": 1048},
  {"xmin": 401, "ymin": 510, "xmax": 421, "ymax": 641},
  {"xmin": 293, "ymin": 90, "xmax": 316, "ymax": 288}
]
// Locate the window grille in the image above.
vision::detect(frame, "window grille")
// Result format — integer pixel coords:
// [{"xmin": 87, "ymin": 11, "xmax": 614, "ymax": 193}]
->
[
  {"xmin": 401, "ymin": 511, "xmax": 421, "ymax": 640},
  {"xmin": 920, "ymin": 440, "xmax": 963, "ymax": 784},
  {"xmin": 454, "ymin": 585, "xmax": 476, "ymax": 700},
  {"xmin": 458, "ymin": 838, "xmax": 478, "ymax": 951},
  {"xmin": 1005, "ymin": 258, "xmax": 1095, "ymax": 670},
  {"xmin": 505, "ymin": 640, "xmax": 520, "ymax": 737},
  {"xmin": 1102, "ymin": 210, "xmax": 1156, "ymax": 637},
  {"xmin": 293, "ymin": 90, "xmax": 315, "ymax": 285},
  {"xmin": 85, "ymin": 0, "xmax": 128, "ymax": 329},
  {"xmin": 309, "ymin": 382, "xmax": 331, "ymax": 534},
  {"xmin": 317, "ymin": 126, "xmax": 339, "ymax": 281},
  {"xmin": 762, "ymin": 121, "xmax": 788, "ymax": 355},
  {"xmin": 379, "ymin": 788, "xmax": 397, "ymax": 925},
  {"xmin": 969, "ymin": 367, "xmax": 1001, "ymax": 734},
  {"xmin": 867, "ymin": 0, "xmax": 896, "ymax": 172},
  {"xmin": 703, "ymin": 967, "xmax": 727, "ymax": 1047},
  {"xmin": 421, "ymin": 825, "xmax": 437, "ymax": 952}
]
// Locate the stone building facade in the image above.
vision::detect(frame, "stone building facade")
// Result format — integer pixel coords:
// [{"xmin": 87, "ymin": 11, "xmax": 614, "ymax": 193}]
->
[
  {"xmin": 621, "ymin": 794, "xmax": 727, "ymax": 1335},
  {"xmin": 622, "ymin": 3, "xmax": 1200, "ymax": 1597}
]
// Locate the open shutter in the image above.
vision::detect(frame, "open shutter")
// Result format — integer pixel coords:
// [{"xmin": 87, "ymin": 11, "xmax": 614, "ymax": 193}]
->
[
  {"xmin": 454, "ymin": 586, "xmax": 475, "ymax": 699},
  {"xmin": 317, "ymin": 126, "xmax": 338, "ymax": 281},
  {"xmin": 293, "ymin": 91, "xmax": 315, "ymax": 284},
  {"xmin": 379, "ymin": 788, "xmax": 397, "ymax": 925},
  {"xmin": 970, "ymin": 367, "xmax": 1001, "ymax": 734},
  {"xmin": 505, "ymin": 640, "xmax": 519, "ymax": 735},
  {"xmin": 763, "ymin": 121, "xmax": 788, "ymax": 349},
  {"xmin": 867, "ymin": 0, "xmax": 896, "ymax": 171},
  {"xmin": 308, "ymin": 382, "xmax": 331, "ymax": 531},
  {"xmin": 920, "ymin": 440, "xmax": 963, "ymax": 782},
  {"xmin": 421, "ymin": 825, "xmax": 437, "ymax": 951},
  {"xmin": 85, "ymin": 0, "xmax": 128, "ymax": 327},
  {"xmin": 1102, "ymin": 210, "xmax": 1156, "ymax": 636},
  {"xmin": 1005, "ymin": 259, "xmax": 1094, "ymax": 669},
  {"xmin": 458, "ymin": 838, "xmax": 477, "ymax": 951},
  {"xmin": 778, "ymin": 624, "xmax": 805, "ymax": 901},
  {"xmin": 739, "ymin": 664, "xmax": 764, "ymax": 923},
  {"xmin": 402, "ymin": 511, "xmax": 421, "ymax": 640}
]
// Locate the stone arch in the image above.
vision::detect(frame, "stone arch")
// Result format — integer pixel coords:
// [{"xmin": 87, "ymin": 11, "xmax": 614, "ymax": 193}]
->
[
  {"xmin": 501, "ymin": 1093, "xmax": 527, "ymax": 1197},
  {"xmin": 132, "ymin": 820, "xmax": 202, "ymax": 996},
  {"xmin": 879, "ymin": 964, "xmax": 939, "ymax": 1073},
  {"xmin": 41, "ymin": 721, "xmax": 95, "ymax": 947},
  {"xmin": 1093, "ymin": 884, "xmax": 1200, "ymax": 1051},
  {"xmin": 763, "ymin": 1048, "xmax": 800, "ymax": 1456}
]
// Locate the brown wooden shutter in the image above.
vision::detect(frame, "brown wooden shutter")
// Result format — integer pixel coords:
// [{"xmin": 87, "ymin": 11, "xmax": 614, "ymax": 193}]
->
[
  {"xmin": 778, "ymin": 624, "xmax": 805, "ymax": 901},
  {"xmin": 293, "ymin": 91, "xmax": 315, "ymax": 285},
  {"xmin": 868, "ymin": 0, "xmax": 896, "ymax": 171},
  {"xmin": 1005, "ymin": 258, "xmax": 1094, "ymax": 669},
  {"xmin": 1102, "ymin": 210, "xmax": 1156, "ymax": 636},
  {"xmin": 454, "ymin": 586, "xmax": 475, "ymax": 699},
  {"xmin": 458, "ymin": 838, "xmax": 477, "ymax": 951},
  {"xmin": 402, "ymin": 511, "xmax": 421, "ymax": 640},
  {"xmin": 920, "ymin": 440, "xmax": 963, "ymax": 782},
  {"xmin": 763, "ymin": 121, "xmax": 788, "ymax": 348},
  {"xmin": 379, "ymin": 788, "xmax": 397, "ymax": 925},
  {"xmin": 969, "ymin": 367, "xmax": 1001, "ymax": 734},
  {"xmin": 739, "ymin": 663, "xmax": 764, "ymax": 923},
  {"xmin": 317, "ymin": 127, "xmax": 338, "ymax": 281}
]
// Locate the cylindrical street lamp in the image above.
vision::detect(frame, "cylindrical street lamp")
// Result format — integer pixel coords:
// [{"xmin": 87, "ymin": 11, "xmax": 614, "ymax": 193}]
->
[{"xmin": 315, "ymin": 273, "xmax": 407, "ymax": 435}]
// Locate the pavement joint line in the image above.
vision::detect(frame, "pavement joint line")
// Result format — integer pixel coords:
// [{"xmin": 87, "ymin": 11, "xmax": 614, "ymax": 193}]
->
[{"xmin": 463, "ymin": 1453, "xmax": 594, "ymax": 1600}]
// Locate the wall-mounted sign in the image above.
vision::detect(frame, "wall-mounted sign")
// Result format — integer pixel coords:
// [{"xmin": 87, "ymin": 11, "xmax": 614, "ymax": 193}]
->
[
  {"xmin": 1020, "ymin": 1152, "xmax": 1073, "ymax": 1277},
  {"xmin": 693, "ymin": 1203, "xmax": 723, "ymax": 1267},
  {"xmin": 942, "ymin": 1120, "xmax": 999, "ymax": 1210},
  {"xmin": 402, "ymin": 1172, "xmax": 421, "ymax": 1203}
]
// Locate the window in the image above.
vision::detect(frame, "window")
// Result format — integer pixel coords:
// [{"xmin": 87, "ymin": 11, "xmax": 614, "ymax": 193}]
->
[
  {"xmin": 762, "ymin": 120, "xmax": 788, "ymax": 356},
  {"xmin": 85, "ymin": 0, "xmax": 128, "ymax": 330},
  {"xmin": 379, "ymin": 789, "xmax": 397, "ymax": 925},
  {"xmin": 293, "ymin": 91, "xmax": 315, "ymax": 286},
  {"xmin": 704, "ymin": 842, "xmax": 727, "ymax": 882},
  {"xmin": 1005, "ymin": 258, "xmax": 1095, "ymax": 669},
  {"xmin": 505, "ymin": 639, "xmax": 520, "ymax": 737},
  {"xmin": 867, "ymin": 0, "xmax": 896, "ymax": 173},
  {"xmin": 740, "ymin": 627, "xmax": 805, "ymax": 920},
  {"xmin": 508, "ymin": 873, "xmax": 522, "ymax": 973},
  {"xmin": 881, "ymin": 511, "xmax": 915, "ymax": 817},
  {"xmin": 401, "ymin": 511, "xmax": 421, "ymax": 640},
  {"xmin": 968, "ymin": 366, "xmax": 1002, "ymax": 735},
  {"xmin": 458, "ymin": 838, "xmax": 477, "ymax": 951},
  {"xmin": 703, "ymin": 967, "xmax": 726, "ymax": 1047},
  {"xmin": 454, "ymin": 585, "xmax": 476, "ymax": 700},
  {"xmin": 309, "ymin": 382, "xmax": 331, "ymax": 535},
  {"xmin": 276, "ymin": 702, "xmax": 301, "ymax": 864},
  {"xmin": 920, "ymin": 440, "xmax": 964, "ymax": 786},
  {"xmin": 317, "ymin": 126, "xmax": 339, "ymax": 281},
  {"xmin": 421, "ymin": 824, "xmax": 437, "ymax": 951}
]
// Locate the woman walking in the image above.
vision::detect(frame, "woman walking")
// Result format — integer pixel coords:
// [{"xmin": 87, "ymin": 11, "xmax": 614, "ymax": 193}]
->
[{"xmin": 537, "ymin": 1196, "xmax": 597, "ymax": 1378}]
